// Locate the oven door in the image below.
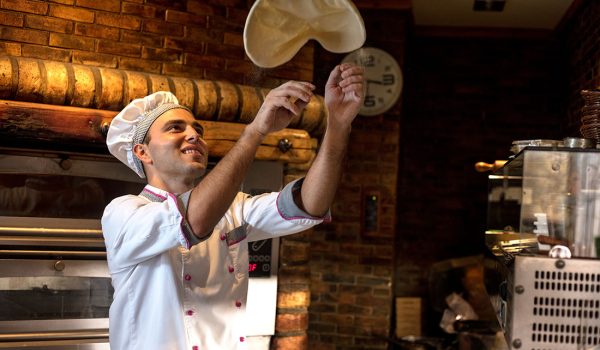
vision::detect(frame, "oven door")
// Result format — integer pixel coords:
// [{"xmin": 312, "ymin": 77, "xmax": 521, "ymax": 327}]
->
[
  {"xmin": 0, "ymin": 149, "xmax": 145, "ymax": 349},
  {"xmin": 0, "ymin": 258, "xmax": 111, "ymax": 349}
]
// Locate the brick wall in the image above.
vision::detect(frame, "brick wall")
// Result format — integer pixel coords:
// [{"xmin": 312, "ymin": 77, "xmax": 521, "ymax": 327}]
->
[
  {"xmin": 308, "ymin": 9, "xmax": 407, "ymax": 350},
  {"xmin": 562, "ymin": 0, "xmax": 600, "ymax": 135},
  {"xmin": 0, "ymin": 0, "xmax": 313, "ymax": 87},
  {"xmin": 398, "ymin": 34, "xmax": 565, "ymax": 334}
]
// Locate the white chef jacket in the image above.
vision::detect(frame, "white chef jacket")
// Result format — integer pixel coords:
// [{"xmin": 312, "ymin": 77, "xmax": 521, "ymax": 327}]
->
[{"xmin": 101, "ymin": 178, "xmax": 327, "ymax": 350}]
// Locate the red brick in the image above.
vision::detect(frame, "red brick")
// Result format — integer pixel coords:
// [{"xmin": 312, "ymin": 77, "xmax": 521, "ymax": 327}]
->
[
  {"xmin": 225, "ymin": 59, "xmax": 255, "ymax": 74},
  {"xmin": 0, "ymin": 10, "xmax": 23, "ymax": 27},
  {"xmin": 25, "ymin": 14, "xmax": 73, "ymax": 33},
  {"xmin": 72, "ymin": 50, "xmax": 117, "ymax": 67},
  {"xmin": 1, "ymin": 0, "xmax": 48, "ymax": 15},
  {"xmin": 121, "ymin": 2, "xmax": 157, "ymax": 18},
  {"xmin": 97, "ymin": 39, "xmax": 141, "ymax": 58},
  {"xmin": 276, "ymin": 313, "xmax": 308, "ymax": 333},
  {"xmin": 75, "ymin": 0, "xmax": 120, "ymax": 12},
  {"xmin": 146, "ymin": 0, "xmax": 184, "ymax": 10},
  {"xmin": 278, "ymin": 265, "xmax": 310, "ymax": 285},
  {"xmin": 165, "ymin": 9, "xmax": 207, "ymax": 26},
  {"xmin": 280, "ymin": 241, "xmax": 310, "ymax": 262},
  {"xmin": 142, "ymin": 19, "xmax": 183, "ymax": 36},
  {"xmin": 142, "ymin": 47, "xmax": 181, "ymax": 62},
  {"xmin": 96, "ymin": 12, "xmax": 140, "ymax": 30},
  {"xmin": 272, "ymin": 334, "xmax": 308, "ymax": 350},
  {"xmin": 277, "ymin": 289, "xmax": 310, "ymax": 309},
  {"xmin": 47, "ymin": 0, "xmax": 74, "ymax": 4},
  {"xmin": 49, "ymin": 4, "xmax": 94, "ymax": 23},
  {"xmin": 22, "ymin": 44, "xmax": 70, "ymax": 61},
  {"xmin": 75, "ymin": 23, "xmax": 119, "ymax": 40},
  {"xmin": 121, "ymin": 30, "xmax": 163, "ymax": 48},
  {"xmin": 204, "ymin": 43, "xmax": 244, "ymax": 60},
  {"xmin": 184, "ymin": 53, "xmax": 224, "ymax": 70},
  {"xmin": 187, "ymin": 0, "xmax": 223, "ymax": 16},
  {"xmin": 223, "ymin": 7, "xmax": 247, "ymax": 29},
  {"xmin": 223, "ymin": 32, "xmax": 242, "ymax": 46},
  {"xmin": 49, "ymin": 32, "xmax": 94, "ymax": 50},
  {"xmin": 206, "ymin": 0, "xmax": 243, "ymax": 6},
  {"xmin": 164, "ymin": 37, "xmax": 203, "ymax": 54},
  {"xmin": 0, "ymin": 42, "xmax": 21, "ymax": 56},
  {"xmin": 0, "ymin": 26, "xmax": 48, "ymax": 45},
  {"xmin": 118, "ymin": 57, "xmax": 161, "ymax": 74},
  {"xmin": 186, "ymin": 26, "xmax": 223, "ymax": 44}
]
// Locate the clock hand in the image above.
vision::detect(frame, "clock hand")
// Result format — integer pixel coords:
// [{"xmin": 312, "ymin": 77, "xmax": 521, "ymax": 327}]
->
[{"xmin": 366, "ymin": 79, "xmax": 383, "ymax": 85}]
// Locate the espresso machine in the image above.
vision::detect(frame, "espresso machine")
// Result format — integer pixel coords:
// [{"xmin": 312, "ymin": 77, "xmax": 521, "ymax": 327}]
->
[{"xmin": 483, "ymin": 140, "xmax": 600, "ymax": 350}]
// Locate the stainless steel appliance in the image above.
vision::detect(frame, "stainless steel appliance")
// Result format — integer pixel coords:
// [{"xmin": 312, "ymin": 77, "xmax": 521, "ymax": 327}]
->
[{"xmin": 485, "ymin": 146, "xmax": 600, "ymax": 350}]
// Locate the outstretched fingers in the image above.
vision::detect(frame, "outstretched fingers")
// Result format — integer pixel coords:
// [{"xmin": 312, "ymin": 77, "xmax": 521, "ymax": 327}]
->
[{"xmin": 267, "ymin": 81, "xmax": 315, "ymax": 115}]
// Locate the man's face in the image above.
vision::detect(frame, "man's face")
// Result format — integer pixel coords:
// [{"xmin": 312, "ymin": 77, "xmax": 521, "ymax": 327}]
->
[{"xmin": 143, "ymin": 109, "xmax": 208, "ymax": 181}]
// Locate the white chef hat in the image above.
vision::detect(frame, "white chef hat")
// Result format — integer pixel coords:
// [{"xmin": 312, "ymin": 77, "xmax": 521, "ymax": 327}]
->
[
  {"xmin": 244, "ymin": 0, "xmax": 366, "ymax": 68},
  {"xmin": 106, "ymin": 91, "xmax": 192, "ymax": 178}
]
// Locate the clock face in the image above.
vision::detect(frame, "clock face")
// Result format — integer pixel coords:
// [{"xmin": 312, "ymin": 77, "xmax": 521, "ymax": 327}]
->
[{"xmin": 342, "ymin": 47, "xmax": 403, "ymax": 116}]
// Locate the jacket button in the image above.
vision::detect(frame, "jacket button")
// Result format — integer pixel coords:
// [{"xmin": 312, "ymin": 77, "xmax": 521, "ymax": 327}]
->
[
  {"xmin": 235, "ymin": 301, "xmax": 242, "ymax": 308},
  {"xmin": 240, "ymin": 337, "xmax": 245, "ymax": 342},
  {"xmin": 228, "ymin": 266, "xmax": 234, "ymax": 273},
  {"xmin": 220, "ymin": 234, "xmax": 226, "ymax": 241},
  {"xmin": 186, "ymin": 310, "xmax": 194, "ymax": 316},
  {"xmin": 192, "ymin": 346, "xmax": 199, "ymax": 350},
  {"xmin": 184, "ymin": 274, "xmax": 192, "ymax": 281}
]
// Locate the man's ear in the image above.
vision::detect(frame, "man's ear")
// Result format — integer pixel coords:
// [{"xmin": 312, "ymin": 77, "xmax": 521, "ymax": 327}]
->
[{"xmin": 133, "ymin": 144, "xmax": 152, "ymax": 166}]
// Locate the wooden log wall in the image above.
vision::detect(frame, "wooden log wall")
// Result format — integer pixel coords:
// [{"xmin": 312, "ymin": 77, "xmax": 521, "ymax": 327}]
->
[
  {"xmin": 0, "ymin": 56, "xmax": 328, "ymax": 135},
  {"xmin": 0, "ymin": 99, "xmax": 317, "ymax": 164}
]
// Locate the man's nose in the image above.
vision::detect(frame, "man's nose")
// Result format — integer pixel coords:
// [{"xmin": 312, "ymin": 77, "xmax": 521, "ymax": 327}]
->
[{"xmin": 186, "ymin": 127, "xmax": 201, "ymax": 143}]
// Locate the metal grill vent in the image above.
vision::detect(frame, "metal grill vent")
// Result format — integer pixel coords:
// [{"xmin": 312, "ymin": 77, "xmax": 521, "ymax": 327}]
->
[
  {"xmin": 511, "ymin": 257, "xmax": 600, "ymax": 350},
  {"xmin": 534, "ymin": 270, "xmax": 600, "ymax": 292},
  {"xmin": 533, "ymin": 297, "xmax": 600, "ymax": 319},
  {"xmin": 531, "ymin": 323, "xmax": 600, "ymax": 346}
]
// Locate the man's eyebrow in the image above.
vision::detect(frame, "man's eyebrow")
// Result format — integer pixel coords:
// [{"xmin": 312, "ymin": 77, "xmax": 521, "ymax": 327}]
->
[
  {"xmin": 162, "ymin": 119, "xmax": 186, "ymax": 128},
  {"xmin": 192, "ymin": 121, "xmax": 204, "ymax": 133}
]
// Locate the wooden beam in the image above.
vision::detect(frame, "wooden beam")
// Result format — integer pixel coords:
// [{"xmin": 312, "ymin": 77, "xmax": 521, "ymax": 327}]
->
[{"xmin": 0, "ymin": 100, "xmax": 317, "ymax": 164}]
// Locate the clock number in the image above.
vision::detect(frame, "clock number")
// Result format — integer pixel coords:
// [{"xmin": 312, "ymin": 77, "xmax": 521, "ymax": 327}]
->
[
  {"xmin": 364, "ymin": 95, "xmax": 376, "ymax": 108},
  {"xmin": 382, "ymin": 74, "xmax": 395, "ymax": 85},
  {"xmin": 360, "ymin": 55, "xmax": 375, "ymax": 67}
]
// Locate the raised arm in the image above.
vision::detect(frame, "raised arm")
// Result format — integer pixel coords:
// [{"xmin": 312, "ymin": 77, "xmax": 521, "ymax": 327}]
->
[
  {"xmin": 296, "ymin": 63, "xmax": 364, "ymax": 216},
  {"xmin": 186, "ymin": 81, "xmax": 315, "ymax": 237}
]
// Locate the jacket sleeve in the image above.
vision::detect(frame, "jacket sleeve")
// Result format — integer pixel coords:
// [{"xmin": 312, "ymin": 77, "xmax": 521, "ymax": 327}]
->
[{"xmin": 235, "ymin": 178, "xmax": 331, "ymax": 242}]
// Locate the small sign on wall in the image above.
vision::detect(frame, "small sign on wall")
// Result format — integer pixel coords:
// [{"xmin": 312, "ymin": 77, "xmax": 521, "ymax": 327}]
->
[{"xmin": 395, "ymin": 297, "xmax": 422, "ymax": 338}]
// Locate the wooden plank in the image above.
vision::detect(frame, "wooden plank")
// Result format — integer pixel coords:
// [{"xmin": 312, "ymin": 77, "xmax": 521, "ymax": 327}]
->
[{"xmin": 0, "ymin": 100, "xmax": 317, "ymax": 163}]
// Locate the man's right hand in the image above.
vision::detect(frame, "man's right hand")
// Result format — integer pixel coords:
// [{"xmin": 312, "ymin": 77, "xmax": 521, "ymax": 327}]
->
[{"xmin": 247, "ymin": 81, "xmax": 315, "ymax": 137}]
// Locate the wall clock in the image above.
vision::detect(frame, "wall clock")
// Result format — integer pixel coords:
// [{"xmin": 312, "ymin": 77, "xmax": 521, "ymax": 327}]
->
[{"xmin": 342, "ymin": 47, "xmax": 403, "ymax": 116}]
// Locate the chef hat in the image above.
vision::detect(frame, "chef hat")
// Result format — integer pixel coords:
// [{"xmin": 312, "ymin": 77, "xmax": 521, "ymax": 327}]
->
[
  {"xmin": 106, "ymin": 91, "xmax": 192, "ymax": 178},
  {"xmin": 244, "ymin": 0, "xmax": 366, "ymax": 68}
]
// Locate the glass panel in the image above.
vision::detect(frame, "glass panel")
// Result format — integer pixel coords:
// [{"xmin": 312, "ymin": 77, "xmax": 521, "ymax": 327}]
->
[
  {"xmin": 0, "ymin": 276, "xmax": 113, "ymax": 321},
  {"xmin": 0, "ymin": 174, "xmax": 144, "ymax": 219}
]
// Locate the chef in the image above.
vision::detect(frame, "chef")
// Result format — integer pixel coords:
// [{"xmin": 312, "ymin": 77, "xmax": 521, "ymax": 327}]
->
[{"xmin": 101, "ymin": 63, "xmax": 363, "ymax": 349}]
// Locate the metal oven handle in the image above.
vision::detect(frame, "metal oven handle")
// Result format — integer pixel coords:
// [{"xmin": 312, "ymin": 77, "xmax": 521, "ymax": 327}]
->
[
  {"xmin": 0, "ymin": 226, "xmax": 102, "ymax": 237},
  {"xmin": 0, "ymin": 329, "xmax": 109, "ymax": 342},
  {"xmin": 0, "ymin": 250, "xmax": 106, "ymax": 258},
  {"xmin": 0, "ymin": 235, "xmax": 105, "ymax": 248}
]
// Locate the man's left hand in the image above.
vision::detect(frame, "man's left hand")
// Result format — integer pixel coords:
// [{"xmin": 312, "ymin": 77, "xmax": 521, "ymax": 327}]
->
[{"xmin": 324, "ymin": 63, "xmax": 364, "ymax": 128}]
